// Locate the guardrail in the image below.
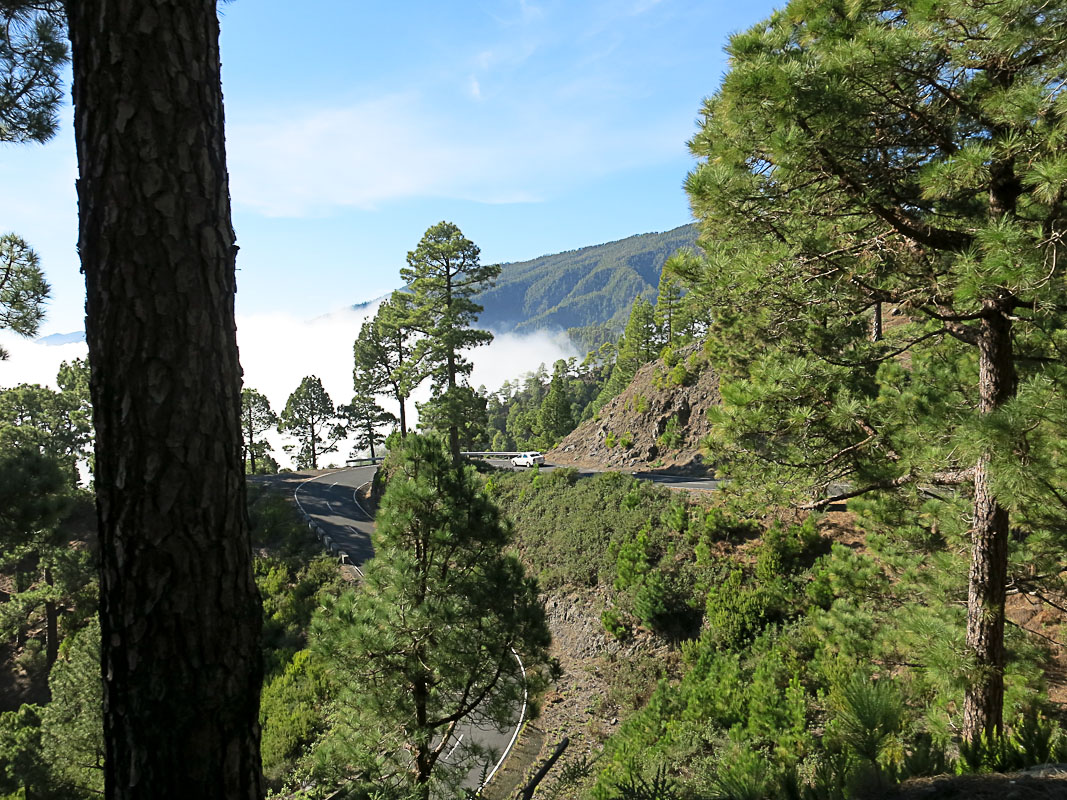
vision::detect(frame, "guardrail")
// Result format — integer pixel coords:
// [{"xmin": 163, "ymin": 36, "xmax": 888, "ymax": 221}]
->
[{"xmin": 346, "ymin": 452, "xmax": 534, "ymax": 464}]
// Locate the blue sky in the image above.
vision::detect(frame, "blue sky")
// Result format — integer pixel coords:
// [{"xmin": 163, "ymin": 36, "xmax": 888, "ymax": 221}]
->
[
  {"xmin": 2, "ymin": 1, "xmax": 781, "ymax": 452},
  {"xmin": 2, "ymin": 0, "xmax": 778, "ymax": 335}
]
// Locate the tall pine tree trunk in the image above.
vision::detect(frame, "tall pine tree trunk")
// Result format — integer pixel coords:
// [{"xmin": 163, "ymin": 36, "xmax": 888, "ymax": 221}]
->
[
  {"xmin": 445, "ymin": 270, "xmax": 461, "ymax": 465},
  {"xmin": 870, "ymin": 302, "xmax": 882, "ymax": 342},
  {"xmin": 67, "ymin": 2, "xmax": 264, "ymax": 797},
  {"xmin": 962, "ymin": 299, "xmax": 1017, "ymax": 742},
  {"xmin": 245, "ymin": 415, "xmax": 257, "ymax": 476},
  {"xmin": 44, "ymin": 567, "xmax": 58, "ymax": 674}
]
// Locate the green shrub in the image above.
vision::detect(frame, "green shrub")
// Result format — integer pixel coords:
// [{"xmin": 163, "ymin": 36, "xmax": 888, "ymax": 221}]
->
[
  {"xmin": 602, "ymin": 608, "xmax": 631, "ymax": 641},
  {"xmin": 260, "ymin": 649, "xmax": 330, "ymax": 787},
  {"xmin": 662, "ymin": 499, "xmax": 688, "ymax": 534},
  {"xmin": 657, "ymin": 416, "xmax": 683, "ymax": 451},
  {"xmin": 708, "ymin": 745, "xmax": 772, "ymax": 800},
  {"xmin": 958, "ymin": 711, "xmax": 1067, "ymax": 773},
  {"xmin": 704, "ymin": 570, "xmax": 770, "ymax": 650},
  {"xmin": 606, "ymin": 431, "xmax": 618, "ymax": 448},
  {"xmin": 668, "ymin": 363, "xmax": 690, "ymax": 386},
  {"xmin": 829, "ymin": 674, "xmax": 904, "ymax": 765},
  {"xmin": 606, "ymin": 766, "xmax": 680, "ymax": 800}
]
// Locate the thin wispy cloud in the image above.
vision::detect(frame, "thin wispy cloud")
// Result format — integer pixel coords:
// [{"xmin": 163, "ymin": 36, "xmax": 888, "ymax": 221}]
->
[{"xmin": 227, "ymin": 92, "xmax": 684, "ymax": 217}]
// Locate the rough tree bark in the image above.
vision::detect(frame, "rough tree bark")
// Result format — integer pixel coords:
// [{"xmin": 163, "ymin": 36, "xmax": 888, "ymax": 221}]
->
[
  {"xmin": 963, "ymin": 299, "xmax": 1017, "ymax": 741},
  {"xmin": 66, "ymin": 2, "xmax": 264, "ymax": 797}
]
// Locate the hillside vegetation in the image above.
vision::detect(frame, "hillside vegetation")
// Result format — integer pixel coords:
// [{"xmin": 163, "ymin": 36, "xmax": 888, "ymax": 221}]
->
[
  {"xmin": 550, "ymin": 342, "xmax": 717, "ymax": 473},
  {"xmin": 490, "ymin": 468, "xmax": 1067, "ymax": 800},
  {"xmin": 476, "ymin": 224, "xmax": 697, "ymax": 345}
]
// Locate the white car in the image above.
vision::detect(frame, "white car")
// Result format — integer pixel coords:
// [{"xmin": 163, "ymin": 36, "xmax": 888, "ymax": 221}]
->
[{"xmin": 511, "ymin": 451, "xmax": 545, "ymax": 468}]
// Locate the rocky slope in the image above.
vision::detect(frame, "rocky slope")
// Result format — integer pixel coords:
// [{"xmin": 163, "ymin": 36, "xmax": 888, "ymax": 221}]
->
[{"xmin": 549, "ymin": 343, "xmax": 718, "ymax": 474}]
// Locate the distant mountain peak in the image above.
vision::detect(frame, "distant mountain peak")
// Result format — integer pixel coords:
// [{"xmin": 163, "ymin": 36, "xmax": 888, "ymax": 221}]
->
[{"xmin": 36, "ymin": 331, "xmax": 87, "ymax": 346}]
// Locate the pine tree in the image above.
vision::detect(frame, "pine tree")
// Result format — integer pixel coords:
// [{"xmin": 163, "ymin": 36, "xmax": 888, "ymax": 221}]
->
[
  {"xmin": 0, "ymin": 447, "xmax": 91, "ymax": 674},
  {"xmin": 538, "ymin": 359, "xmax": 574, "ymax": 446},
  {"xmin": 240, "ymin": 388, "xmax": 278, "ymax": 475},
  {"xmin": 593, "ymin": 295, "xmax": 657, "ymax": 411},
  {"xmin": 279, "ymin": 376, "xmax": 346, "ymax": 470},
  {"xmin": 310, "ymin": 435, "xmax": 550, "ymax": 800},
  {"xmin": 416, "ymin": 383, "xmax": 490, "ymax": 452},
  {"xmin": 0, "ymin": 1, "xmax": 67, "ymax": 144},
  {"xmin": 1, "ymin": 2, "xmax": 65, "ymax": 359},
  {"xmin": 343, "ymin": 390, "xmax": 395, "ymax": 460},
  {"xmin": 0, "ymin": 233, "xmax": 50, "ymax": 360},
  {"xmin": 682, "ymin": 0, "xmax": 1067, "ymax": 741},
  {"xmin": 67, "ymin": 2, "xmax": 265, "ymax": 792},
  {"xmin": 402, "ymin": 222, "xmax": 501, "ymax": 464},
  {"xmin": 0, "ymin": 361, "xmax": 93, "ymax": 482},
  {"xmin": 353, "ymin": 292, "xmax": 424, "ymax": 437},
  {"xmin": 654, "ymin": 257, "xmax": 685, "ymax": 350}
]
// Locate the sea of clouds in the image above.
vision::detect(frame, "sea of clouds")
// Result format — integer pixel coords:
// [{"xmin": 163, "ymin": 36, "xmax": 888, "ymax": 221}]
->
[{"xmin": 0, "ymin": 305, "xmax": 577, "ymax": 469}]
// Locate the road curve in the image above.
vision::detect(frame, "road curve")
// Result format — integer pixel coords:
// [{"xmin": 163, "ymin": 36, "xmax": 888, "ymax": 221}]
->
[{"xmin": 292, "ymin": 466, "xmax": 377, "ymax": 570}]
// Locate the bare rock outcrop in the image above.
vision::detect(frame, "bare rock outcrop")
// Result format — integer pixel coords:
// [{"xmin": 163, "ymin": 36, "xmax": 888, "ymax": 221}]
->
[{"xmin": 549, "ymin": 343, "xmax": 718, "ymax": 474}]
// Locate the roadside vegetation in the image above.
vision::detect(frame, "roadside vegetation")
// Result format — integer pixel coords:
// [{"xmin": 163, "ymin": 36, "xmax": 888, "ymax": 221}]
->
[{"xmin": 492, "ymin": 468, "xmax": 1067, "ymax": 800}]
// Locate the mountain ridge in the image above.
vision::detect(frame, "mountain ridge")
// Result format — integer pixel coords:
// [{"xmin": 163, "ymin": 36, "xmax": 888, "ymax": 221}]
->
[{"xmin": 475, "ymin": 223, "xmax": 698, "ymax": 338}]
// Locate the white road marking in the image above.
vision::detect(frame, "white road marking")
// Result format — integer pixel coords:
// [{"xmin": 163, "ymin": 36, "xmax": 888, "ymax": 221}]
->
[
  {"xmin": 481, "ymin": 649, "xmax": 527, "ymax": 789},
  {"xmin": 444, "ymin": 733, "xmax": 464, "ymax": 761},
  {"xmin": 351, "ymin": 481, "xmax": 374, "ymax": 521}
]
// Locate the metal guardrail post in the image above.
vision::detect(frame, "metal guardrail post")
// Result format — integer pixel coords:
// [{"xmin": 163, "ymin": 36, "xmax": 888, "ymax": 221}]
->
[{"xmin": 518, "ymin": 737, "xmax": 569, "ymax": 800}]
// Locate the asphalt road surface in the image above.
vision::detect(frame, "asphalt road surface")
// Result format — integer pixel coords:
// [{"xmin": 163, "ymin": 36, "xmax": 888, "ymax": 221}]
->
[
  {"xmin": 486, "ymin": 458, "xmax": 723, "ymax": 492},
  {"xmin": 292, "ymin": 465, "xmax": 377, "ymax": 571}
]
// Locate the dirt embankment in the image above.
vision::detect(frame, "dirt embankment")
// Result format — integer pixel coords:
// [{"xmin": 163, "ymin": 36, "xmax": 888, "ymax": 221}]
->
[
  {"xmin": 549, "ymin": 344, "xmax": 718, "ymax": 475},
  {"xmin": 486, "ymin": 588, "xmax": 673, "ymax": 800}
]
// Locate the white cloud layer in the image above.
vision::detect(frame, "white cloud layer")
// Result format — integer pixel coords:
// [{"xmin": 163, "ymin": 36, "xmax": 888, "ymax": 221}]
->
[
  {"xmin": 0, "ymin": 334, "xmax": 89, "ymax": 389},
  {"xmin": 2, "ymin": 311, "xmax": 577, "ymax": 469}
]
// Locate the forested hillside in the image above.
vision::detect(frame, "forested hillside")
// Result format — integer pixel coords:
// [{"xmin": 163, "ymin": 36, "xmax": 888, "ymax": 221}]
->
[{"xmin": 475, "ymin": 224, "xmax": 697, "ymax": 345}]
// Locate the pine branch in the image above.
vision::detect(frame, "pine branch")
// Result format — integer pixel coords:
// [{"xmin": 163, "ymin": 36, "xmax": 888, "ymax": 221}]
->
[
  {"xmin": 801, "ymin": 467, "xmax": 975, "ymax": 510},
  {"xmin": 797, "ymin": 119, "xmax": 974, "ymax": 253}
]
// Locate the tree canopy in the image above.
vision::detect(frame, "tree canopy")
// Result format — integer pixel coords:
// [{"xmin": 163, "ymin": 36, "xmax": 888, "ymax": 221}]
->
[
  {"xmin": 402, "ymin": 222, "xmax": 500, "ymax": 462},
  {"xmin": 680, "ymin": 0, "xmax": 1067, "ymax": 741},
  {"xmin": 0, "ymin": 1, "xmax": 67, "ymax": 144},
  {"xmin": 352, "ymin": 292, "xmax": 423, "ymax": 438},
  {"xmin": 240, "ymin": 387, "xmax": 278, "ymax": 475},
  {"xmin": 0, "ymin": 233, "xmax": 50, "ymax": 360},
  {"xmin": 279, "ymin": 375, "xmax": 347, "ymax": 470}
]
